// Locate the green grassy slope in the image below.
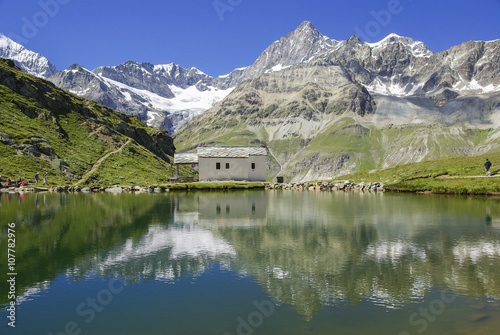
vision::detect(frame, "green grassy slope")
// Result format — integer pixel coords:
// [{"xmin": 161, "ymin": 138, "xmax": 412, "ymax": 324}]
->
[{"xmin": 326, "ymin": 152, "xmax": 500, "ymax": 194}]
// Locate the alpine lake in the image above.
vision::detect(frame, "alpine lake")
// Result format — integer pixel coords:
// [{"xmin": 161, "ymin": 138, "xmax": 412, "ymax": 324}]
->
[{"xmin": 1, "ymin": 190, "xmax": 500, "ymax": 335}]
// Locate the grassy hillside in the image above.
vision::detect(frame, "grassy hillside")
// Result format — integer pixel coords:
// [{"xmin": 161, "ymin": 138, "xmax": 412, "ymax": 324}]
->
[
  {"xmin": 0, "ymin": 58, "xmax": 193, "ymax": 186},
  {"xmin": 325, "ymin": 152, "xmax": 500, "ymax": 194}
]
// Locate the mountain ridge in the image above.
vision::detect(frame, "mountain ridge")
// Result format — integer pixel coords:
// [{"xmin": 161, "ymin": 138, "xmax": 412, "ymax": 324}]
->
[{"xmin": 2, "ymin": 21, "xmax": 461, "ymax": 133}]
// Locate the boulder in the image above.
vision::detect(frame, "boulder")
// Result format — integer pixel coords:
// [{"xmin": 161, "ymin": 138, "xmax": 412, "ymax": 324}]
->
[{"xmin": 105, "ymin": 186, "xmax": 123, "ymax": 193}]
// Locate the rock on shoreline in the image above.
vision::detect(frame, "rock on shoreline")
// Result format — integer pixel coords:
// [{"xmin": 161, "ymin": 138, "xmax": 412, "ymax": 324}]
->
[{"xmin": 265, "ymin": 181, "xmax": 385, "ymax": 192}]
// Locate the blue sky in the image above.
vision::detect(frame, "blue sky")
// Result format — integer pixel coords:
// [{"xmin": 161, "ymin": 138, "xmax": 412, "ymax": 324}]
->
[{"xmin": 0, "ymin": 0, "xmax": 499, "ymax": 77}]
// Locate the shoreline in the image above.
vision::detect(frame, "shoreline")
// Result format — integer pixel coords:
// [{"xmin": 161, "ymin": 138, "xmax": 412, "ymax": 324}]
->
[
  {"xmin": 0, "ymin": 181, "xmax": 267, "ymax": 193},
  {"xmin": 1, "ymin": 180, "xmax": 499, "ymax": 196}
]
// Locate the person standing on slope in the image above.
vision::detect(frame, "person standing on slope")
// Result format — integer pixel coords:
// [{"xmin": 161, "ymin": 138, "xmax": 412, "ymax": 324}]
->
[{"xmin": 484, "ymin": 158, "xmax": 492, "ymax": 176}]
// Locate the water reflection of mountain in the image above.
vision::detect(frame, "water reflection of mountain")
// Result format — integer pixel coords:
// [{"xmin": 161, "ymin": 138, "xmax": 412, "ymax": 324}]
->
[
  {"xmin": 163, "ymin": 191, "xmax": 500, "ymax": 320},
  {"xmin": 0, "ymin": 192, "xmax": 173, "ymax": 304},
  {"xmin": 227, "ymin": 193, "xmax": 500, "ymax": 319},
  {"xmin": 2, "ymin": 191, "xmax": 500, "ymax": 321},
  {"xmin": 82, "ymin": 224, "xmax": 236, "ymax": 282}
]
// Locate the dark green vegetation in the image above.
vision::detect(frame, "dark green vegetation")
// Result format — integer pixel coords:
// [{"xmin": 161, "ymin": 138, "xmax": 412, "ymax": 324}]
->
[
  {"xmin": 332, "ymin": 152, "xmax": 500, "ymax": 195},
  {"xmin": 0, "ymin": 58, "xmax": 189, "ymax": 186},
  {"xmin": 0, "ymin": 192, "xmax": 172, "ymax": 305}
]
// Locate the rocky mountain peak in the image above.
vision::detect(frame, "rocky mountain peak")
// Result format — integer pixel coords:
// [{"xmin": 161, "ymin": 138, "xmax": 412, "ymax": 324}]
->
[
  {"xmin": 284, "ymin": 20, "xmax": 335, "ymax": 50},
  {"xmin": 52, "ymin": 64, "xmax": 99, "ymax": 85},
  {"xmin": 293, "ymin": 20, "xmax": 322, "ymax": 39},
  {"xmin": 65, "ymin": 63, "xmax": 92, "ymax": 73},
  {"xmin": 296, "ymin": 20, "xmax": 315, "ymax": 30},
  {"xmin": 366, "ymin": 33, "xmax": 433, "ymax": 58},
  {"xmin": 239, "ymin": 21, "xmax": 339, "ymax": 80},
  {"xmin": 0, "ymin": 33, "xmax": 57, "ymax": 78},
  {"xmin": 346, "ymin": 35, "xmax": 363, "ymax": 45}
]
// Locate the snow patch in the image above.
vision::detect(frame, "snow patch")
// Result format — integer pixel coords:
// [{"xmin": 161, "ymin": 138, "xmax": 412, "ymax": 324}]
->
[
  {"xmin": 146, "ymin": 111, "xmax": 164, "ymax": 126},
  {"xmin": 366, "ymin": 33, "xmax": 403, "ymax": 48},
  {"xmin": 168, "ymin": 84, "xmax": 234, "ymax": 112},
  {"xmin": 153, "ymin": 63, "xmax": 175, "ymax": 73},
  {"xmin": 453, "ymin": 78, "xmax": 500, "ymax": 94},
  {"xmin": 69, "ymin": 87, "xmax": 92, "ymax": 95},
  {"xmin": 100, "ymin": 77, "xmax": 233, "ymax": 114},
  {"xmin": 363, "ymin": 76, "xmax": 424, "ymax": 96},
  {"xmin": 265, "ymin": 64, "xmax": 293, "ymax": 73}
]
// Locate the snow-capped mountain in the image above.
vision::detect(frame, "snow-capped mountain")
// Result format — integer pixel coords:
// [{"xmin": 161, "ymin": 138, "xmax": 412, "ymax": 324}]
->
[
  {"xmin": 0, "ymin": 34, "xmax": 57, "ymax": 78},
  {"xmin": 46, "ymin": 21, "xmax": 346, "ymax": 132},
  {"xmin": 358, "ymin": 36, "xmax": 500, "ymax": 99},
  {"xmin": 48, "ymin": 62, "xmax": 234, "ymax": 133},
  {"xmin": 3, "ymin": 21, "xmax": 499, "ymax": 136},
  {"xmin": 216, "ymin": 21, "xmax": 340, "ymax": 86}
]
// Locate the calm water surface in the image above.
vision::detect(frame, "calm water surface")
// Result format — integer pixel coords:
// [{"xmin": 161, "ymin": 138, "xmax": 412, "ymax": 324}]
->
[{"xmin": 1, "ymin": 191, "xmax": 500, "ymax": 335}]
